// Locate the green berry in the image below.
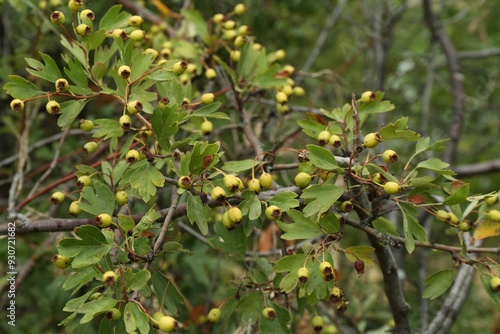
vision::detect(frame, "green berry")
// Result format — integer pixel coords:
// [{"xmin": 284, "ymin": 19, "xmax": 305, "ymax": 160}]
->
[
  {"xmin": 201, "ymin": 120, "xmax": 213, "ymax": 135},
  {"xmin": 143, "ymin": 48, "xmax": 159, "ymax": 60},
  {"xmin": 341, "ymin": 200, "xmax": 353, "ymax": 213},
  {"xmin": 46, "ymin": 100, "xmax": 61, "ymax": 115},
  {"xmin": 50, "ymin": 11, "xmax": 65, "ymax": 25},
  {"xmin": 127, "ymin": 100, "xmax": 143, "ymax": 114},
  {"xmin": 186, "ymin": 63, "xmax": 197, "ymax": 74},
  {"xmin": 223, "ymin": 174, "xmax": 240, "ymax": 192},
  {"xmin": 317, "ymin": 130, "xmax": 331, "ymax": 146},
  {"xmin": 223, "ymin": 29, "xmax": 237, "ymax": 40},
  {"xmin": 118, "ymin": 65, "xmax": 131, "ymax": 79},
  {"xmin": 485, "ymin": 194, "xmax": 499, "ymax": 206},
  {"xmin": 205, "ymin": 68, "xmax": 217, "ymax": 79},
  {"xmin": 50, "ymin": 191, "xmax": 65, "ymax": 205},
  {"xmin": 129, "ymin": 15, "xmax": 144, "ymax": 27},
  {"xmin": 89, "ymin": 292, "xmax": 102, "ymax": 301},
  {"xmin": 223, "ymin": 20, "xmax": 236, "ymax": 30},
  {"xmin": 234, "ymin": 3, "xmax": 247, "ymax": 15},
  {"xmin": 115, "ymin": 191, "xmax": 128, "ymax": 205},
  {"xmin": 281, "ymin": 85, "xmax": 294, "ymax": 97},
  {"xmin": 435, "ymin": 209, "xmax": 451, "ymax": 222},
  {"xmin": 490, "ymin": 276, "xmax": 500, "ymax": 291},
  {"xmin": 265, "ymin": 205, "xmax": 282, "ymax": 220},
  {"xmin": 230, "ymin": 50, "xmax": 241, "ymax": 62},
  {"xmin": 207, "ymin": 308, "xmax": 221, "ymax": 323},
  {"xmin": 459, "ymin": 221, "xmax": 471, "ymax": 232},
  {"xmin": 488, "ymin": 209, "xmax": 500, "ymax": 222},
  {"xmin": 448, "ymin": 212, "xmax": 459, "ymax": 226},
  {"xmin": 276, "ymin": 103, "xmax": 290, "ymax": 115},
  {"xmin": 329, "ymin": 134, "xmax": 341, "ymax": 147},
  {"xmin": 283, "ymin": 65, "xmax": 295, "ymax": 75},
  {"xmin": 102, "ymin": 270, "xmax": 117, "ymax": 285},
  {"xmin": 83, "ymin": 141, "xmax": 98, "ymax": 154},
  {"xmin": 126, "ymin": 149, "xmax": 140, "ymax": 163},
  {"xmin": 228, "ymin": 207, "xmax": 243, "ymax": 224},
  {"xmin": 68, "ymin": 0, "xmax": 82, "ymax": 12},
  {"xmin": 361, "ymin": 91, "xmax": 376, "ymax": 103},
  {"xmin": 262, "ymin": 307, "xmax": 276, "ymax": 321},
  {"xmin": 319, "ymin": 261, "xmax": 334, "ymax": 281},
  {"xmin": 274, "ymin": 49, "xmax": 286, "ymax": 61},
  {"xmin": 80, "ymin": 9, "xmax": 95, "ymax": 21},
  {"xmin": 52, "ymin": 254, "xmax": 71, "ymax": 269},
  {"xmin": 96, "ymin": 213, "xmax": 112, "ymax": 228},
  {"xmin": 364, "ymin": 132, "xmax": 381, "ymax": 148},
  {"xmin": 76, "ymin": 175, "xmax": 91, "ymax": 187},
  {"xmin": 105, "ymin": 308, "xmax": 122, "ymax": 321},
  {"xmin": 293, "ymin": 86, "xmax": 305, "ymax": 96},
  {"xmin": 172, "ymin": 60, "xmax": 188, "ymax": 75},
  {"xmin": 275, "ymin": 91, "xmax": 288, "ymax": 104},
  {"xmin": 119, "ymin": 115, "xmax": 131, "ymax": 130},
  {"xmin": 222, "ymin": 211, "xmax": 234, "ymax": 229},
  {"xmin": 294, "ymin": 172, "xmax": 311, "ymax": 188},
  {"xmin": 383, "ymin": 181, "xmax": 401, "ymax": 194},
  {"xmin": 211, "ymin": 186, "xmax": 226, "ymax": 202},
  {"xmin": 234, "ymin": 35, "xmax": 247, "ymax": 48},
  {"xmin": 55, "ymin": 78, "xmax": 69, "ymax": 92},
  {"xmin": 383, "ymin": 149, "xmax": 398, "ymax": 163},
  {"xmin": 129, "ymin": 29, "xmax": 145, "ymax": 41},
  {"xmin": 10, "ymin": 99, "xmax": 24, "ymax": 112},
  {"xmin": 259, "ymin": 172, "xmax": 273, "ymax": 188},
  {"xmin": 152, "ymin": 311, "xmax": 164, "ymax": 322},
  {"xmin": 212, "ymin": 13, "xmax": 224, "ymax": 24},
  {"xmin": 201, "ymin": 93, "xmax": 215, "ymax": 104},
  {"xmin": 238, "ymin": 25, "xmax": 250, "ymax": 35},
  {"xmin": 76, "ymin": 24, "xmax": 91, "ymax": 37},
  {"xmin": 311, "ymin": 315, "xmax": 324, "ymax": 332},
  {"xmin": 112, "ymin": 29, "xmax": 127, "ymax": 40},
  {"xmin": 178, "ymin": 176, "xmax": 192, "ymax": 190},
  {"xmin": 69, "ymin": 201, "xmax": 82, "ymax": 216},
  {"xmin": 297, "ymin": 267, "xmax": 310, "ymax": 283},
  {"xmin": 247, "ymin": 178, "xmax": 261, "ymax": 193},
  {"xmin": 158, "ymin": 316, "xmax": 177, "ymax": 333}
]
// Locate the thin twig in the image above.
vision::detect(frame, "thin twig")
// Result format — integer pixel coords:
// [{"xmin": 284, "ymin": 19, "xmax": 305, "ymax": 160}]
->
[{"xmin": 153, "ymin": 191, "xmax": 180, "ymax": 255}]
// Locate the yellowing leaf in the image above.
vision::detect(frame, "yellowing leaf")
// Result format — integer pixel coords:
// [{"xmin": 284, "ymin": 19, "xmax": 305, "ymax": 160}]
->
[{"xmin": 473, "ymin": 221, "xmax": 500, "ymax": 241}]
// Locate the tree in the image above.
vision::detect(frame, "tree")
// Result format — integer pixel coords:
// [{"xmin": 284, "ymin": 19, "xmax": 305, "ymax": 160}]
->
[{"xmin": 1, "ymin": 1, "xmax": 499, "ymax": 333}]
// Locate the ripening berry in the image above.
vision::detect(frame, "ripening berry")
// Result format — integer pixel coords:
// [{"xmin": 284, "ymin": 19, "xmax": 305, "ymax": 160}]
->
[
  {"xmin": 488, "ymin": 209, "xmax": 500, "ymax": 222},
  {"xmin": 118, "ymin": 65, "xmax": 131, "ymax": 79},
  {"xmin": 127, "ymin": 100, "xmax": 143, "ymax": 114},
  {"xmin": 129, "ymin": 15, "xmax": 144, "ymax": 27},
  {"xmin": 212, "ymin": 13, "xmax": 224, "ymax": 24},
  {"xmin": 228, "ymin": 207, "xmax": 243, "ymax": 224},
  {"xmin": 130, "ymin": 29, "xmax": 145, "ymax": 41},
  {"xmin": 158, "ymin": 316, "xmax": 178, "ymax": 333},
  {"xmin": 201, "ymin": 93, "xmax": 215, "ymax": 104},
  {"xmin": 76, "ymin": 175, "xmax": 91, "ymax": 187},
  {"xmin": 262, "ymin": 307, "xmax": 276, "ymax": 321},
  {"xmin": 205, "ymin": 68, "xmax": 217, "ymax": 79},
  {"xmin": 311, "ymin": 316, "xmax": 324, "ymax": 332},
  {"xmin": 55, "ymin": 78, "xmax": 69, "ymax": 92},
  {"xmin": 50, "ymin": 191, "xmax": 65, "ymax": 205},
  {"xmin": 143, "ymin": 48, "xmax": 159, "ymax": 60},
  {"xmin": 448, "ymin": 212, "xmax": 459, "ymax": 226},
  {"xmin": 354, "ymin": 259, "xmax": 365, "ymax": 275},
  {"xmin": 260, "ymin": 172, "xmax": 273, "ymax": 188},
  {"xmin": 105, "ymin": 308, "xmax": 122, "ymax": 321},
  {"xmin": 10, "ymin": 99, "xmax": 24, "ymax": 112},
  {"xmin": 383, "ymin": 149, "xmax": 398, "ymax": 163},
  {"xmin": 283, "ymin": 65, "xmax": 295, "ymax": 75},
  {"xmin": 83, "ymin": 141, "xmax": 98, "ymax": 154},
  {"xmin": 223, "ymin": 174, "xmax": 240, "ymax": 192},
  {"xmin": 50, "ymin": 11, "xmax": 65, "ymax": 25},
  {"xmin": 126, "ymin": 150, "xmax": 140, "ymax": 163},
  {"xmin": 80, "ymin": 9, "xmax": 95, "ymax": 21},
  {"xmin": 76, "ymin": 24, "xmax": 91, "ymax": 37},
  {"xmin": 247, "ymin": 178, "xmax": 261, "ymax": 193},
  {"xmin": 435, "ymin": 209, "xmax": 451, "ymax": 222},
  {"xmin": 52, "ymin": 254, "xmax": 71, "ymax": 269},
  {"xmin": 207, "ymin": 308, "xmax": 222, "ymax": 323},
  {"xmin": 222, "ymin": 211, "xmax": 234, "ymax": 229},
  {"xmin": 317, "ymin": 130, "xmax": 331, "ymax": 146},
  {"xmin": 201, "ymin": 120, "xmax": 213, "ymax": 135},
  {"xmin": 297, "ymin": 267, "xmax": 310, "ymax": 283},
  {"xmin": 223, "ymin": 29, "xmax": 237, "ymax": 40},
  {"xmin": 238, "ymin": 25, "xmax": 250, "ymax": 35},
  {"xmin": 178, "ymin": 176, "xmax": 192, "ymax": 190},
  {"xmin": 294, "ymin": 172, "xmax": 311, "ymax": 188},
  {"xmin": 230, "ymin": 50, "xmax": 241, "ymax": 62},
  {"xmin": 274, "ymin": 49, "xmax": 286, "ymax": 61},
  {"xmin": 319, "ymin": 261, "xmax": 334, "ymax": 281},
  {"xmin": 293, "ymin": 86, "xmax": 305, "ymax": 96},
  {"xmin": 275, "ymin": 91, "xmax": 288, "ymax": 105},
  {"xmin": 172, "ymin": 61, "xmax": 188, "ymax": 75},
  {"xmin": 112, "ymin": 29, "xmax": 127, "ymax": 40},
  {"xmin": 96, "ymin": 213, "xmax": 112, "ymax": 228},
  {"xmin": 329, "ymin": 134, "xmax": 341, "ymax": 147},
  {"xmin": 46, "ymin": 100, "xmax": 61, "ymax": 115},
  {"xmin": 102, "ymin": 270, "xmax": 117, "ymax": 285},
  {"xmin": 383, "ymin": 181, "xmax": 401, "ymax": 195},
  {"xmin": 341, "ymin": 201, "xmax": 353, "ymax": 213},
  {"xmin": 234, "ymin": 3, "xmax": 247, "ymax": 15},
  {"xmin": 265, "ymin": 205, "xmax": 282, "ymax": 220},
  {"xmin": 211, "ymin": 186, "xmax": 226, "ymax": 202},
  {"xmin": 361, "ymin": 91, "xmax": 376, "ymax": 103},
  {"xmin": 459, "ymin": 221, "xmax": 471, "ymax": 232},
  {"xmin": 115, "ymin": 191, "xmax": 128, "ymax": 205},
  {"xmin": 364, "ymin": 132, "xmax": 381, "ymax": 148},
  {"xmin": 234, "ymin": 35, "xmax": 247, "ymax": 48},
  {"xmin": 490, "ymin": 276, "xmax": 500, "ymax": 292},
  {"xmin": 276, "ymin": 103, "xmax": 290, "ymax": 115},
  {"xmin": 119, "ymin": 115, "xmax": 131, "ymax": 130},
  {"xmin": 68, "ymin": 0, "xmax": 82, "ymax": 12}
]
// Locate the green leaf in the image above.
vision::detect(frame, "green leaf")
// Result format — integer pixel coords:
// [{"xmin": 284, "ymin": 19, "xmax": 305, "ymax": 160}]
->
[
  {"xmin": 273, "ymin": 254, "xmax": 307, "ymax": 273},
  {"xmin": 117, "ymin": 214, "xmax": 135, "ymax": 234},
  {"xmin": 78, "ymin": 181, "xmax": 115, "ymax": 216},
  {"xmin": 345, "ymin": 246, "xmax": 376, "ymax": 266},
  {"xmin": 78, "ymin": 298, "xmax": 117, "ymax": 324},
  {"xmin": 398, "ymin": 202, "xmax": 429, "ymax": 253},
  {"xmin": 415, "ymin": 158, "xmax": 456, "ymax": 176},
  {"xmin": 379, "ymin": 117, "xmax": 420, "ymax": 141},
  {"xmin": 25, "ymin": 52, "xmax": 62, "ymax": 82},
  {"xmin": 239, "ymin": 191, "xmax": 264, "ymax": 221},
  {"xmin": 372, "ymin": 217, "xmax": 399, "ymax": 236},
  {"xmin": 253, "ymin": 64, "xmax": 288, "ymax": 88},
  {"xmin": 129, "ymin": 162, "xmax": 165, "ymax": 203},
  {"xmin": 222, "ymin": 159, "xmax": 259, "ymax": 174},
  {"xmin": 277, "ymin": 210, "xmax": 323, "ymax": 240},
  {"xmin": 62, "ymin": 266, "xmax": 97, "ymax": 292},
  {"xmin": 208, "ymin": 221, "xmax": 246, "ymax": 260},
  {"xmin": 192, "ymin": 102, "xmax": 229, "ymax": 119},
  {"xmin": 124, "ymin": 302, "xmax": 150, "ymax": 334},
  {"xmin": 57, "ymin": 100, "xmax": 87, "ymax": 129},
  {"xmin": 151, "ymin": 271, "xmax": 185, "ymax": 314},
  {"xmin": 268, "ymin": 192, "xmax": 299, "ymax": 211},
  {"xmin": 3, "ymin": 75, "xmax": 42, "ymax": 99},
  {"xmin": 358, "ymin": 93, "xmax": 395, "ymax": 113},
  {"xmin": 82, "ymin": 29, "xmax": 108, "ymax": 51},
  {"xmin": 92, "ymin": 119, "xmax": 124, "ymax": 150},
  {"xmin": 61, "ymin": 38, "xmax": 86, "ymax": 67},
  {"xmin": 126, "ymin": 270, "xmax": 151, "ymax": 291},
  {"xmin": 187, "ymin": 195, "xmax": 211, "ymax": 235},
  {"xmin": 300, "ymin": 184, "xmax": 344, "ymax": 218},
  {"xmin": 181, "ymin": 9, "xmax": 209, "ymax": 43},
  {"xmin": 63, "ymin": 290, "xmax": 94, "ymax": 312},
  {"xmin": 305, "ymin": 144, "xmax": 340, "ymax": 171},
  {"xmin": 58, "ymin": 225, "xmax": 113, "ymax": 268},
  {"xmin": 99, "ymin": 5, "xmax": 131, "ymax": 31},
  {"xmin": 64, "ymin": 58, "xmax": 89, "ymax": 88},
  {"xmin": 443, "ymin": 183, "xmax": 469, "ymax": 205},
  {"xmin": 480, "ymin": 274, "xmax": 500, "ymax": 310},
  {"xmin": 189, "ymin": 141, "xmax": 221, "ymax": 174},
  {"xmin": 318, "ymin": 212, "xmax": 341, "ymax": 234},
  {"xmin": 133, "ymin": 206, "xmax": 160, "ymax": 236},
  {"xmin": 151, "ymin": 106, "xmax": 179, "ymax": 151},
  {"xmin": 423, "ymin": 269, "xmax": 455, "ymax": 299}
]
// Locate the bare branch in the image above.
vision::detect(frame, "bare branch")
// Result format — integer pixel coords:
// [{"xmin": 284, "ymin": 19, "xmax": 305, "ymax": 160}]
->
[{"xmin": 457, "ymin": 48, "xmax": 500, "ymax": 59}]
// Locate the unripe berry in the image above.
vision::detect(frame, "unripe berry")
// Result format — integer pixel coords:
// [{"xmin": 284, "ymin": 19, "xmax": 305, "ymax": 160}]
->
[
  {"xmin": 223, "ymin": 29, "xmax": 237, "ymax": 40},
  {"xmin": 158, "ymin": 316, "xmax": 178, "ymax": 333},
  {"xmin": 143, "ymin": 48, "xmax": 159, "ymax": 60},
  {"xmin": 51, "ymin": 191, "xmax": 65, "ymax": 205},
  {"xmin": 276, "ymin": 103, "xmax": 290, "ymax": 115},
  {"xmin": 228, "ymin": 207, "xmax": 243, "ymax": 224},
  {"xmin": 119, "ymin": 115, "xmax": 131, "ymax": 130},
  {"xmin": 112, "ymin": 29, "xmax": 127, "ymax": 40},
  {"xmin": 297, "ymin": 267, "xmax": 310, "ymax": 283},
  {"xmin": 317, "ymin": 130, "xmax": 331, "ymax": 146},
  {"xmin": 105, "ymin": 308, "xmax": 122, "ymax": 321},
  {"xmin": 329, "ymin": 134, "xmax": 341, "ymax": 147},
  {"xmin": 230, "ymin": 50, "xmax": 241, "ymax": 62},
  {"xmin": 274, "ymin": 49, "xmax": 286, "ymax": 61},
  {"xmin": 281, "ymin": 85, "xmax": 294, "ymax": 97},
  {"xmin": 46, "ymin": 100, "xmax": 61, "ymax": 115},
  {"xmin": 96, "ymin": 213, "xmax": 112, "ymax": 228},
  {"xmin": 294, "ymin": 172, "xmax": 311, "ymax": 188},
  {"xmin": 259, "ymin": 172, "xmax": 273, "ymax": 189},
  {"xmin": 76, "ymin": 24, "xmax": 91, "ymax": 37},
  {"xmin": 485, "ymin": 194, "xmax": 499, "ymax": 206},
  {"xmin": 129, "ymin": 15, "xmax": 144, "ymax": 27},
  {"xmin": 319, "ymin": 261, "xmax": 334, "ymax": 281},
  {"xmin": 205, "ymin": 68, "xmax": 217, "ymax": 79},
  {"xmin": 212, "ymin": 13, "xmax": 224, "ymax": 24},
  {"xmin": 448, "ymin": 212, "xmax": 459, "ymax": 226},
  {"xmin": 435, "ymin": 209, "xmax": 451, "ymax": 222},
  {"xmin": 186, "ymin": 63, "xmax": 197, "ymax": 74},
  {"xmin": 383, "ymin": 181, "xmax": 401, "ymax": 195},
  {"xmin": 490, "ymin": 276, "xmax": 500, "ymax": 292},
  {"xmin": 238, "ymin": 25, "xmax": 250, "ymax": 35},
  {"xmin": 223, "ymin": 20, "xmax": 236, "ymax": 30},
  {"xmin": 293, "ymin": 86, "xmax": 305, "ymax": 96},
  {"xmin": 283, "ymin": 65, "xmax": 295, "ymax": 75},
  {"xmin": 50, "ymin": 11, "xmax": 65, "ymax": 25},
  {"xmin": 459, "ymin": 221, "xmax": 471, "ymax": 232},
  {"xmin": 118, "ymin": 65, "xmax": 131, "ymax": 79},
  {"xmin": 55, "ymin": 78, "xmax": 69, "ymax": 92},
  {"xmin": 262, "ymin": 307, "xmax": 276, "ymax": 321},
  {"xmin": 201, "ymin": 120, "xmax": 213, "ymax": 135},
  {"xmin": 201, "ymin": 93, "xmax": 215, "ymax": 104},
  {"xmin": 265, "ymin": 205, "xmax": 282, "ymax": 220},
  {"xmin": 126, "ymin": 149, "xmax": 140, "ymax": 163},
  {"xmin": 488, "ymin": 209, "xmax": 500, "ymax": 222},
  {"xmin": 115, "ymin": 191, "xmax": 128, "ymax": 205},
  {"xmin": 10, "ymin": 99, "xmax": 24, "ymax": 112},
  {"xmin": 361, "ymin": 91, "xmax": 376, "ymax": 103},
  {"xmin": 172, "ymin": 60, "xmax": 188, "ymax": 75},
  {"xmin": 275, "ymin": 91, "xmax": 288, "ymax": 105},
  {"xmin": 126, "ymin": 100, "xmax": 143, "ymax": 114},
  {"xmin": 102, "ymin": 270, "xmax": 117, "ymax": 285},
  {"xmin": 211, "ymin": 186, "xmax": 226, "ymax": 202},
  {"xmin": 52, "ymin": 254, "xmax": 71, "ymax": 269},
  {"xmin": 247, "ymin": 178, "xmax": 261, "ymax": 193},
  {"xmin": 341, "ymin": 200, "xmax": 353, "ymax": 213},
  {"xmin": 207, "ymin": 308, "xmax": 221, "ymax": 323},
  {"xmin": 76, "ymin": 175, "xmax": 91, "ymax": 187},
  {"xmin": 234, "ymin": 35, "xmax": 247, "ymax": 48},
  {"xmin": 68, "ymin": 0, "xmax": 82, "ymax": 12},
  {"xmin": 83, "ymin": 141, "xmax": 98, "ymax": 154},
  {"xmin": 383, "ymin": 149, "xmax": 398, "ymax": 163},
  {"xmin": 178, "ymin": 176, "xmax": 192, "ymax": 190},
  {"xmin": 69, "ymin": 201, "xmax": 82, "ymax": 216},
  {"xmin": 223, "ymin": 174, "xmax": 240, "ymax": 192},
  {"xmin": 80, "ymin": 9, "xmax": 95, "ymax": 21},
  {"xmin": 234, "ymin": 3, "xmax": 247, "ymax": 15},
  {"xmin": 89, "ymin": 292, "xmax": 102, "ymax": 301},
  {"xmin": 222, "ymin": 211, "xmax": 234, "ymax": 229},
  {"xmin": 311, "ymin": 315, "xmax": 324, "ymax": 332},
  {"xmin": 129, "ymin": 29, "xmax": 145, "ymax": 41},
  {"xmin": 364, "ymin": 132, "xmax": 381, "ymax": 148}
]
